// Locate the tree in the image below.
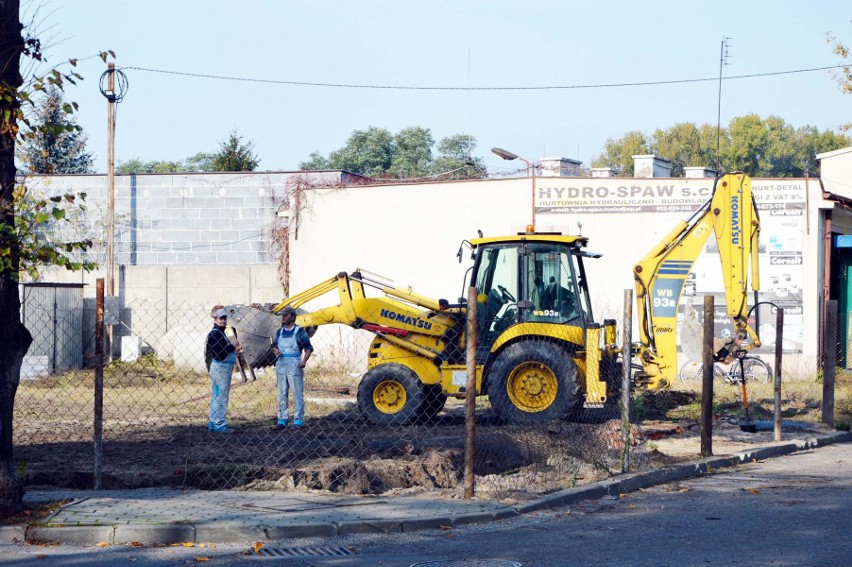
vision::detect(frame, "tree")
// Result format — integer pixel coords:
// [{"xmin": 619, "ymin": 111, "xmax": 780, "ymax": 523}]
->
[
  {"xmin": 326, "ymin": 126, "xmax": 393, "ymax": 176},
  {"xmin": 592, "ymin": 131, "xmax": 650, "ymax": 175},
  {"xmin": 0, "ymin": 2, "xmax": 102, "ymax": 512},
  {"xmin": 300, "ymin": 127, "xmax": 487, "ymax": 179},
  {"xmin": 827, "ymin": 31, "xmax": 852, "ymax": 131},
  {"xmin": 388, "ymin": 127, "xmax": 433, "ymax": 178},
  {"xmin": 593, "ymin": 117, "xmax": 849, "ymax": 177},
  {"xmin": 115, "ymin": 158, "xmax": 184, "ymax": 174},
  {"xmin": 116, "ymin": 152, "xmax": 217, "ymax": 174},
  {"xmin": 298, "ymin": 151, "xmax": 330, "ymax": 171},
  {"xmin": 184, "ymin": 152, "xmax": 214, "ymax": 172},
  {"xmin": 650, "ymin": 123, "xmax": 714, "ymax": 177},
  {"xmin": 16, "ymin": 86, "xmax": 93, "ymax": 174},
  {"xmin": 211, "ymin": 130, "xmax": 259, "ymax": 172},
  {"xmin": 0, "ymin": 0, "xmax": 30, "ymax": 514},
  {"xmin": 433, "ymin": 134, "xmax": 487, "ymax": 180}
]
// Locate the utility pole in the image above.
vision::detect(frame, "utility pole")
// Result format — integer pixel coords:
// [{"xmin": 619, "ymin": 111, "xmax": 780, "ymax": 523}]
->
[
  {"xmin": 99, "ymin": 61, "xmax": 127, "ymax": 360},
  {"xmin": 106, "ymin": 63, "xmax": 115, "ymax": 298}
]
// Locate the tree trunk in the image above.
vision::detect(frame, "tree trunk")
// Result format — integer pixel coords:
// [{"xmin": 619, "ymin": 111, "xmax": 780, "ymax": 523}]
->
[{"xmin": 0, "ymin": 0, "xmax": 30, "ymax": 514}]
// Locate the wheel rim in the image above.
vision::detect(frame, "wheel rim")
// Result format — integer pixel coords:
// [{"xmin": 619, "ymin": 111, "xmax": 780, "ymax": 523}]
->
[
  {"xmin": 506, "ymin": 362, "xmax": 558, "ymax": 413},
  {"xmin": 373, "ymin": 379, "xmax": 406, "ymax": 414},
  {"xmin": 745, "ymin": 360, "xmax": 770, "ymax": 383}
]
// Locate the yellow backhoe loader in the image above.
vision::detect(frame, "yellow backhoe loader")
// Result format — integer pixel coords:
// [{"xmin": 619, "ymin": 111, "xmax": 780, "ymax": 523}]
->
[{"xmin": 227, "ymin": 172, "xmax": 760, "ymax": 426}]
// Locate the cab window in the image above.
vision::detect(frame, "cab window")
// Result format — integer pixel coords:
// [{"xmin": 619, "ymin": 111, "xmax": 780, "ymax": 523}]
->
[
  {"xmin": 474, "ymin": 245, "xmax": 520, "ymax": 339},
  {"xmin": 526, "ymin": 245, "xmax": 583, "ymax": 324}
]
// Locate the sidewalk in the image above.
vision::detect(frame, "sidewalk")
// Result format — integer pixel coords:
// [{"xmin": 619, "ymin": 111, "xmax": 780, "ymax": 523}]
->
[{"xmin": 4, "ymin": 431, "xmax": 849, "ymax": 545}]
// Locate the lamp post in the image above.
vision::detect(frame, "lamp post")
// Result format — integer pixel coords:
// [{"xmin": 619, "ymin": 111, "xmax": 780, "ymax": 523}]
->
[{"xmin": 492, "ymin": 147, "xmax": 537, "ymax": 230}]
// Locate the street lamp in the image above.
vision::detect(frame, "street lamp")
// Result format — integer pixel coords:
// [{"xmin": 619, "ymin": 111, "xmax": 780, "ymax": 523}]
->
[{"xmin": 492, "ymin": 147, "xmax": 537, "ymax": 230}]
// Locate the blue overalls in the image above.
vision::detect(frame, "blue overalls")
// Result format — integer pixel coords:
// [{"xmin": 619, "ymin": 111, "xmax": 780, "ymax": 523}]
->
[{"xmin": 274, "ymin": 325, "xmax": 305, "ymax": 425}]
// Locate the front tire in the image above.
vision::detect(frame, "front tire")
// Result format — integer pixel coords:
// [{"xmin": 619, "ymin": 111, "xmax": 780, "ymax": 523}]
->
[
  {"xmin": 358, "ymin": 364, "xmax": 425, "ymax": 425},
  {"xmin": 486, "ymin": 341, "xmax": 579, "ymax": 424}
]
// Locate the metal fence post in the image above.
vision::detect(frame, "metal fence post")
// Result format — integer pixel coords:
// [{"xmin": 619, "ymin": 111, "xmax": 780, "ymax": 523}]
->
[
  {"xmin": 700, "ymin": 295, "xmax": 714, "ymax": 457},
  {"xmin": 464, "ymin": 286, "xmax": 478, "ymax": 499},
  {"xmin": 822, "ymin": 300, "xmax": 837, "ymax": 427},
  {"xmin": 621, "ymin": 290, "xmax": 632, "ymax": 473},
  {"xmin": 774, "ymin": 308, "xmax": 784, "ymax": 442},
  {"xmin": 94, "ymin": 278, "xmax": 104, "ymax": 490}
]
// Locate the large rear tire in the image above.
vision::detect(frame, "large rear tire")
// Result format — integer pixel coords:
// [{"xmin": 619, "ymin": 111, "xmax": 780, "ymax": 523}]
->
[
  {"xmin": 357, "ymin": 364, "xmax": 425, "ymax": 426},
  {"xmin": 486, "ymin": 341, "xmax": 579, "ymax": 424}
]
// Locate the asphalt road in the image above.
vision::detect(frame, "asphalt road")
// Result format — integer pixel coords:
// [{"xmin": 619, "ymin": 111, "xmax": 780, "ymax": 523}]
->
[{"xmin": 0, "ymin": 442, "xmax": 849, "ymax": 567}]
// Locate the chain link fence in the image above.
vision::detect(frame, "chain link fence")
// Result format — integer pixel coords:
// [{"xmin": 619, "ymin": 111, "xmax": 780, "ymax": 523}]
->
[{"xmin": 14, "ymin": 280, "xmax": 658, "ymax": 499}]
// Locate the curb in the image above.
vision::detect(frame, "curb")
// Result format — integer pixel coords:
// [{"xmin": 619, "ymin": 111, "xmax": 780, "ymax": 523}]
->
[{"xmin": 10, "ymin": 430, "xmax": 851, "ymax": 545}]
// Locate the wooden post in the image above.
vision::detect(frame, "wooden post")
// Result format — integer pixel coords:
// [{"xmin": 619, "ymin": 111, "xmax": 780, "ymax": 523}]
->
[
  {"xmin": 823, "ymin": 300, "xmax": 837, "ymax": 427},
  {"xmin": 621, "ymin": 290, "xmax": 632, "ymax": 474},
  {"xmin": 94, "ymin": 279, "xmax": 104, "ymax": 490},
  {"xmin": 773, "ymin": 308, "xmax": 784, "ymax": 441},
  {"xmin": 463, "ymin": 286, "xmax": 478, "ymax": 499},
  {"xmin": 700, "ymin": 295, "xmax": 714, "ymax": 457}
]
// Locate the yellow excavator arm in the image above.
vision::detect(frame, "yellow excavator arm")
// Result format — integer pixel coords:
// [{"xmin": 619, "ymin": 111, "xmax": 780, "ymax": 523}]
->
[
  {"xmin": 270, "ymin": 270, "xmax": 463, "ymax": 364},
  {"xmin": 633, "ymin": 172, "xmax": 761, "ymax": 389}
]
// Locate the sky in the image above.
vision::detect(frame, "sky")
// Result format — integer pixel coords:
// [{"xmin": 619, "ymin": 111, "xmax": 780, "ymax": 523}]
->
[{"xmin": 24, "ymin": 0, "xmax": 852, "ymax": 175}]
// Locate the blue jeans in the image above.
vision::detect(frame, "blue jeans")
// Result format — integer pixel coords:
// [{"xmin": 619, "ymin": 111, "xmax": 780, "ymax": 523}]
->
[
  {"xmin": 275, "ymin": 357, "xmax": 304, "ymax": 422},
  {"xmin": 209, "ymin": 357, "xmax": 235, "ymax": 429}
]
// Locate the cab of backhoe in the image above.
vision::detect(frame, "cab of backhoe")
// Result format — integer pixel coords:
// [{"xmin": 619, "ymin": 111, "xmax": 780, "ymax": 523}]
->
[{"xmin": 468, "ymin": 233, "xmax": 598, "ymax": 357}]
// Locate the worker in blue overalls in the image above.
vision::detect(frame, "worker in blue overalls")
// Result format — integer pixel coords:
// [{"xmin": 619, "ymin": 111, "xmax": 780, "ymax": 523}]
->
[{"xmin": 271, "ymin": 306, "xmax": 314, "ymax": 429}]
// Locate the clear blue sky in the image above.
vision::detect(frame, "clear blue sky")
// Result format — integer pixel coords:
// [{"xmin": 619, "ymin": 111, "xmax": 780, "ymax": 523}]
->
[{"xmin": 28, "ymin": 0, "xmax": 852, "ymax": 174}]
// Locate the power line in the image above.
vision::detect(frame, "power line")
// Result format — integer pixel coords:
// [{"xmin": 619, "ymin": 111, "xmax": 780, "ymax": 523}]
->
[{"xmin": 122, "ymin": 63, "xmax": 849, "ymax": 91}]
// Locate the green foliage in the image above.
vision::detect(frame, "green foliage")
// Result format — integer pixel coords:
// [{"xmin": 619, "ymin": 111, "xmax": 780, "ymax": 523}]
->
[
  {"xmin": 388, "ymin": 126, "xmax": 434, "ymax": 178},
  {"xmin": 184, "ymin": 152, "xmax": 215, "ymax": 172},
  {"xmin": 211, "ymin": 130, "xmax": 259, "ymax": 172},
  {"xmin": 1, "ymin": 184, "xmax": 96, "ymax": 280},
  {"xmin": 593, "ymin": 116, "xmax": 850, "ymax": 177},
  {"xmin": 300, "ymin": 126, "xmax": 487, "ymax": 179},
  {"xmin": 826, "ymin": 31, "xmax": 852, "ymax": 131},
  {"xmin": 650, "ymin": 123, "xmax": 716, "ymax": 177},
  {"xmin": 117, "ymin": 151, "xmax": 219, "ymax": 175},
  {"xmin": 116, "ymin": 158, "xmax": 184, "ymax": 174},
  {"xmin": 434, "ymin": 134, "xmax": 487, "ymax": 180},
  {"xmin": 16, "ymin": 86, "xmax": 93, "ymax": 174},
  {"xmin": 592, "ymin": 131, "xmax": 650, "ymax": 175}
]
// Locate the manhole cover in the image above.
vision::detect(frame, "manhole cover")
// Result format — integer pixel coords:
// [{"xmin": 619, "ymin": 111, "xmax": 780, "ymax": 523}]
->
[
  {"xmin": 256, "ymin": 546, "xmax": 356, "ymax": 558},
  {"xmin": 410, "ymin": 561, "xmax": 522, "ymax": 567}
]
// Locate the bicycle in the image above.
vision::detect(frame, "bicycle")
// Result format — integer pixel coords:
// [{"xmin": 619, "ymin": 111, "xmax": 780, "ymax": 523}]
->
[{"xmin": 678, "ymin": 355, "xmax": 772, "ymax": 385}]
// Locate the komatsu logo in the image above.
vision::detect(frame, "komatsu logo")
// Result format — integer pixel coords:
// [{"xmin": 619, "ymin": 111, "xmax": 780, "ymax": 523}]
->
[
  {"xmin": 380, "ymin": 309, "xmax": 433, "ymax": 330},
  {"xmin": 731, "ymin": 195, "xmax": 741, "ymax": 245}
]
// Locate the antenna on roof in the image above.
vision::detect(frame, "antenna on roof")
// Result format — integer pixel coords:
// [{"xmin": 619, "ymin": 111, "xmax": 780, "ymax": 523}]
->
[{"xmin": 716, "ymin": 37, "xmax": 732, "ymax": 173}]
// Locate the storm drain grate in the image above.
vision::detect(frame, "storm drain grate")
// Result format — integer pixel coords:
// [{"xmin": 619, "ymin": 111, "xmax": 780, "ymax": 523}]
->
[
  {"xmin": 410, "ymin": 561, "xmax": 522, "ymax": 567},
  {"xmin": 257, "ymin": 546, "xmax": 356, "ymax": 558}
]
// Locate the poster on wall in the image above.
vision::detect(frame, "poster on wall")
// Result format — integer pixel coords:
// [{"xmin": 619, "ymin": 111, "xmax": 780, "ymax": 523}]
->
[{"xmin": 536, "ymin": 177, "xmax": 806, "ymax": 354}]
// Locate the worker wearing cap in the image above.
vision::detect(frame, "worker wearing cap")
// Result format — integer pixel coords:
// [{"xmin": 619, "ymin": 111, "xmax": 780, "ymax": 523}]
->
[
  {"xmin": 271, "ymin": 306, "xmax": 314, "ymax": 429},
  {"xmin": 206, "ymin": 308, "xmax": 239, "ymax": 433}
]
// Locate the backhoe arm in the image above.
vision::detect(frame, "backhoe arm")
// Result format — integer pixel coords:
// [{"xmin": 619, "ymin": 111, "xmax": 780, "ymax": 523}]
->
[
  {"xmin": 270, "ymin": 270, "xmax": 462, "ymax": 362},
  {"xmin": 633, "ymin": 172, "xmax": 761, "ymax": 389}
]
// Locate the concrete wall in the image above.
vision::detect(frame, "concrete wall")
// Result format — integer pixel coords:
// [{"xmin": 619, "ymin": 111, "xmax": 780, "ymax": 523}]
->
[{"xmin": 24, "ymin": 170, "xmax": 359, "ymax": 266}]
